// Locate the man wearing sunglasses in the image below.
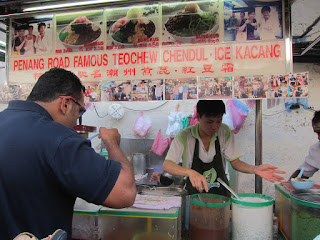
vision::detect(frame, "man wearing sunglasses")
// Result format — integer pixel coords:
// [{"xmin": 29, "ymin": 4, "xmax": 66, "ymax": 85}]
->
[{"xmin": 0, "ymin": 68, "xmax": 136, "ymax": 240}]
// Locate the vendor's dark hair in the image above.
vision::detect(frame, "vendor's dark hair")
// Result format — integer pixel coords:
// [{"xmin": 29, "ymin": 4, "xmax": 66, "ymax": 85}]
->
[
  {"xmin": 38, "ymin": 22, "xmax": 46, "ymax": 31},
  {"xmin": 261, "ymin": 6, "xmax": 271, "ymax": 13},
  {"xmin": 27, "ymin": 68, "xmax": 85, "ymax": 102},
  {"xmin": 312, "ymin": 111, "xmax": 320, "ymax": 125},
  {"xmin": 15, "ymin": 25, "xmax": 27, "ymax": 31},
  {"xmin": 197, "ymin": 100, "xmax": 226, "ymax": 118},
  {"xmin": 248, "ymin": 7, "xmax": 255, "ymax": 15}
]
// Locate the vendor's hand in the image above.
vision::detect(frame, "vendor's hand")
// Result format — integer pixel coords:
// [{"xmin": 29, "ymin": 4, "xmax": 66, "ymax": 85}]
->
[
  {"xmin": 150, "ymin": 172, "xmax": 161, "ymax": 183},
  {"xmin": 254, "ymin": 164, "xmax": 286, "ymax": 183},
  {"xmin": 188, "ymin": 169, "xmax": 208, "ymax": 193},
  {"xmin": 99, "ymin": 127, "xmax": 121, "ymax": 147}
]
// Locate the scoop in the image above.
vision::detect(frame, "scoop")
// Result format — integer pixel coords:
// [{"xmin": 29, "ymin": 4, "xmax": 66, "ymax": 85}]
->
[
  {"xmin": 297, "ymin": 167, "xmax": 305, "ymax": 179},
  {"xmin": 217, "ymin": 177, "xmax": 241, "ymax": 200},
  {"xmin": 87, "ymin": 133, "xmax": 100, "ymax": 141}
]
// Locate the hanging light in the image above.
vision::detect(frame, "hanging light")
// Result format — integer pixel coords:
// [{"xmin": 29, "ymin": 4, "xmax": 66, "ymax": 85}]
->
[{"xmin": 23, "ymin": 0, "xmax": 125, "ymax": 12}]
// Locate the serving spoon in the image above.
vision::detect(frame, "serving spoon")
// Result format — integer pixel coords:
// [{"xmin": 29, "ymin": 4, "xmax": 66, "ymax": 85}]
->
[
  {"xmin": 217, "ymin": 177, "xmax": 241, "ymax": 200},
  {"xmin": 297, "ymin": 167, "xmax": 305, "ymax": 178}
]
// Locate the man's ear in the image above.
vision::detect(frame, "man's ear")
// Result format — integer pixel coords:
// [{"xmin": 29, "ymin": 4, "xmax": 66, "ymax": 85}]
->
[{"xmin": 59, "ymin": 98, "xmax": 69, "ymax": 115}]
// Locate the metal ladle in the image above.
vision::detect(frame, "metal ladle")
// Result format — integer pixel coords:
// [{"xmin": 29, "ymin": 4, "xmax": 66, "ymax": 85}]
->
[{"xmin": 217, "ymin": 177, "xmax": 241, "ymax": 200}]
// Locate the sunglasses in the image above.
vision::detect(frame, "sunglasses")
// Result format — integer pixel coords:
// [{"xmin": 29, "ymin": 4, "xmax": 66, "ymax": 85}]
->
[{"xmin": 59, "ymin": 96, "xmax": 86, "ymax": 118}]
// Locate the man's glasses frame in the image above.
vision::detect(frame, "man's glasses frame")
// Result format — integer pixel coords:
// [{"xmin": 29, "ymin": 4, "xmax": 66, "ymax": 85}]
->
[{"xmin": 59, "ymin": 96, "xmax": 86, "ymax": 118}]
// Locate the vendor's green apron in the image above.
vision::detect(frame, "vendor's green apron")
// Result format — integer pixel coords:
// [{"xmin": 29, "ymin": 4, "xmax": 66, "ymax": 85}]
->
[{"xmin": 186, "ymin": 138, "xmax": 230, "ymax": 197}]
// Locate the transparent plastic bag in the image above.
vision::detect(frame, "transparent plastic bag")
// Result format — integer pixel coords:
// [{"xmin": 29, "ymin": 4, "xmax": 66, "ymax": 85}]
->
[
  {"xmin": 226, "ymin": 100, "xmax": 249, "ymax": 134},
  {"xmin": 166, "ymin": 112, "xmax": 183, "ymax": 136},
  {"xmin": 132, "ymin": 112, "xmax": 152, "ymax": 137},
  {"xmin": 150, "ymin": 130, "xmax": 169, "ymax": 157}
]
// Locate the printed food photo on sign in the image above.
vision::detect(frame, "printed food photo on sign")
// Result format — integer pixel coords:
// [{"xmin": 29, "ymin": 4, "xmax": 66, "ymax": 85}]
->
[
  {"xmin": 198, "ymin": 77, "xmax": 233, "ymax": 99},
  {"xmin": 105, "ymin": 4, "xmax": 159, "ymax": 49},
  {"xmin": 234, "ymin": 76, "xmax": 254, "ymax": 99},
  {"xmin": 148, "ymin": 79, "xmax": 164, "ymax": 101},
  {"xmin": 132, "ymin": 80, "xmax": 149, "ymax": 101},
  {"xmin": 250, "ymin": 75, "xmax": 269, "ymax": 98},
  {"xmin": 84, "ymin": 82, "xmax": 102, "ymax": 102},
  {"xmin": 0, "ymin": 85, "xmax": 20, "ymax": 104},
  {"xmin": 101, "ymin": 81, "xmax": 131, "ymax": 101},
  {"xmin": 11, "ymin": 16, "xmax": 53, "ymax": 56},
  {"xmin": 162, "ymin": 0, "xmax": 219, "ymax": 45},
  {"xmin": 56, "ymin": 10, "xmax": 103, "ymax": 53},
  {"xmin": 269, "ymin": 74, "xmax": 288, "ymax": 98},
  {"xmin": 165, "ymin": 78, "xmax": 197, "ymax": 100},
  {"xmin": 224, "ymin": 0, "xmax": 283, "ymax": 42},
  {"xmin": 286, "ymin": 72, "xmax": 309, "ymax": 98},
  {"xmin": 19, "ymin": 83, "xmax": 35, "ymax": 100}
]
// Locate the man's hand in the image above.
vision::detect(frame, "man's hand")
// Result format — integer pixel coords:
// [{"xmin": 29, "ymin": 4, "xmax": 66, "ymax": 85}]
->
[
  {"xmin": 188, "ymin": 169, "xmax": 208, "ymax": 193},
  {"xmin": 254, "ymin": 164, "xmax": 286, "ymax": 183},
  {"xmin": 150, "ymin": 172, "xmax": 161, "ymax": 183},
  {"xmin": 99, "ymin": 127, "xmax": 121, "ymax": 147}
]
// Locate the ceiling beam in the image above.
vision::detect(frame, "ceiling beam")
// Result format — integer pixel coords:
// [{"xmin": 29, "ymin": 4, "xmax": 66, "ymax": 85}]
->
[{"xmin": 300, "ymin": 35, "xmax": 320, "ymax": 56}]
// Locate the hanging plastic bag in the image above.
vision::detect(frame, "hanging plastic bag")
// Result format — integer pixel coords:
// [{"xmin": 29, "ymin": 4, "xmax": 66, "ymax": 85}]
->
[
  {"xmin": 222, "ymin": 104, "xmax": 235, "ymax": 131},
  {"xmin": 181, "ymin": 117, "xmax": 189, "ymax": 129},
  {"xmin": 132, "ymin": 112, "xmax": 152, "ymax": 137},
  {"xmin": 226, "ymin": 100, "xmax": 249, "ymax": 134},
  {"xmin": 150, "ymin": 130, "xmax": 169, "ymax": 157},
  {"xmin": 166, "ymin": 111, "xmax": 183, "ymax": 136},
  {"xmin": 188, "ymin": 106, "xmax": 198, "ymax": 126}
]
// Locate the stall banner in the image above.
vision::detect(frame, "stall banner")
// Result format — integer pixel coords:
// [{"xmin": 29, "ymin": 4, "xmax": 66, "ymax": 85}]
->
[{"xmin": 9, "ymin": 40, "xmax": 285, "ymax": 84}]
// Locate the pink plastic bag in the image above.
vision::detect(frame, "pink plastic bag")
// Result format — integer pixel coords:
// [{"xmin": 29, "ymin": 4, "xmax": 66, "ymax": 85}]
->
[
  {"xmin": 132, "ymin": 112, "xmax": 152, "ymax": 137},
  {"xmin": 226, "ymin": 100, "xmax": 249, "ymax": 134},
  {"xmin": 150, "ymin": 130, "xmax": 169, "ymax": 157},
  {"xmin": 188, "ymin": 106, "xmax": 198, "ymax": 126}
]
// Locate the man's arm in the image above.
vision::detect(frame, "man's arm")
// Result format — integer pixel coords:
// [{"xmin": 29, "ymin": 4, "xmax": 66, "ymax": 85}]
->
[
  {"xmin": 230, "ymin": 159, "xmax": 286, "ymax": 183},
  {"xmin": 163, "ymin": 160, "xmax": 208, "ymax": 192},
  {"xmin": 99, "ymin": 127, "xmax": 136, "ymax": 208}
]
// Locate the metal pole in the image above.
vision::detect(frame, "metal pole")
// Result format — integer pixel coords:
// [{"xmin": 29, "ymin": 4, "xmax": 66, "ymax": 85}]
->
[{"xmin": 255, "ymin": 99, "xmax": 262, "ymax": 194}]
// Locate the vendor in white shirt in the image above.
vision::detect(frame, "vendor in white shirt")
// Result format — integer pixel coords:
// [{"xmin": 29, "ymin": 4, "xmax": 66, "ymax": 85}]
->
[
  {"xmin": 162, "ymin": 100, "xmax": 285, "ymax": 196},
  {"xmin": 290, "ymin": 111, "xmax": 320, "ymax": 179},
  {"xmin": 34, "ymin": 22, "xmax": 51, "ymax": 54},
  {"xmin": 258, "ymin": 6, "xmax": 281, "ymax": 40}
]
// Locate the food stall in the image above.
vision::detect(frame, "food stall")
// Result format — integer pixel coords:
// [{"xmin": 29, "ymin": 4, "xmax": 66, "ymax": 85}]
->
[
  {"xmin": 2, "ymin": 0, "xmax": 319, "ymax": 239},
  {"xmin": 275, "ymin": 182, "xmax": 320, "ymax": 240}
]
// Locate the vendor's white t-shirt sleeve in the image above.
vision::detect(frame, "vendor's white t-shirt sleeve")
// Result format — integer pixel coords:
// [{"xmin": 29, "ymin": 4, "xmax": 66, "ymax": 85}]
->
[
  {"xmin": 300, "ymin": 142, "xmax": 320, "ymax": 177},
  {"xmin": 165, "ymin": 137, "xmax": 184, "ymax": 165}
]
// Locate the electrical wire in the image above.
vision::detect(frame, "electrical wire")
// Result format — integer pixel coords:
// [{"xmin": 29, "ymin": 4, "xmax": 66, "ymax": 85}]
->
[
  {"xmin": 92, "ymin": 101, "xmax": 169, "ymax": 118},
  {"xmin": 93, "ymin": 103, "xmax": 108, "ymax": 118},
  {"xmin": 262, "ymin": 110, "xmax": 287, "ymax": 117},
  {"xmin": 122, "ymin": 101, "xmax": 169, "ymax": 111}
]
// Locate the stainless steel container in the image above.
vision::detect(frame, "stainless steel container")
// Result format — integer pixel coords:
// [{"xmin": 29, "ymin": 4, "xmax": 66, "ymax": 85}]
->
[{"xmin": 132, "ymin": 153, "xmax": 146, "ymax": 175}]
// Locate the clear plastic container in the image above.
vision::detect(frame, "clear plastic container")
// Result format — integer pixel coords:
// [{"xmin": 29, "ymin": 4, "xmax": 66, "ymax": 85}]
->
[
  {"xmin": 99, "ymin": 205, "xmax": 180, "ymax": 240},
  {"xmin": 291, "ymin": 189, "xmax": 320, "ymax": 240},
  {"xmin": 231, "ymin": 193, "xmax": 273, "ymax": 240},
  {"xmin": 189, "ymin": 193, "xmax": 231, "ymax": 240},
  {"xmin": 72, "ymin": 198, "xmax": 101, "ymax": 240}
]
